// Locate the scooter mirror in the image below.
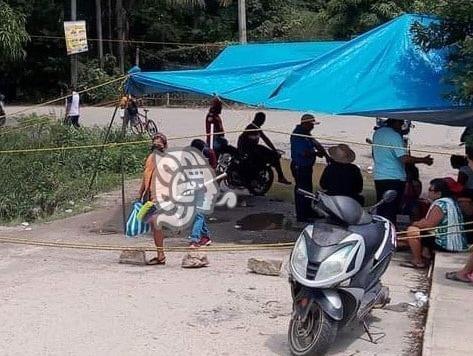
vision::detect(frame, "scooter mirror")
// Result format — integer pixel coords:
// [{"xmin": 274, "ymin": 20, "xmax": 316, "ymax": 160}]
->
[{"xmin": 382, "ymin": 190, "xmax": 397, "ymax": 203}]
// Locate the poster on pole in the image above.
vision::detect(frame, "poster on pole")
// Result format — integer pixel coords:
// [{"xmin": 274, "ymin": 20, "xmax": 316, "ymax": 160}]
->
[{"xmin": 64, "ymin": 21, "xmax": 88, "ymax": 55}]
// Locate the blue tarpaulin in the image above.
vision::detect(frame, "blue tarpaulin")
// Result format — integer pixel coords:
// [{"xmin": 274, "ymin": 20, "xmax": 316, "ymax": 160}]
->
[
  {"xmin": 207, "ymin": 41, "xmax": 344, "ymax": 69},
  {"xmin": 126, "ymin": 14, "xmax": 473, "ymax": 126}
]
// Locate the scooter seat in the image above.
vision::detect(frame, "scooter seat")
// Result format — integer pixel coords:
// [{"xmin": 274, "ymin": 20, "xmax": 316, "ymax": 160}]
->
[{"xmin": 349, "ymin": 221, "xmax": 386, "ymax": 259}]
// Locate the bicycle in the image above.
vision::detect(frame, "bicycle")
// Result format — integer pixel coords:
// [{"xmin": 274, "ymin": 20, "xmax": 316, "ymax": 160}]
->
[{"xmin": 130, "ymin": 108, "xmax": 159, "ymax": 136}]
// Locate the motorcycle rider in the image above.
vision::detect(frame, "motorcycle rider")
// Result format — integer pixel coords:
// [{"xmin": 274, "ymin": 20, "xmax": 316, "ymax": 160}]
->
[{"xmin": 237, "ymin": 112, "xmax": 291, "ymax": 185}]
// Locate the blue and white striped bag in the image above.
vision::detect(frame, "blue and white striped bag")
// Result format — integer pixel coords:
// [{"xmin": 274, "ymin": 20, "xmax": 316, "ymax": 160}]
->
[{"xmin": 126, "ymin": 201, "xmax": 151, "ymax": 237}]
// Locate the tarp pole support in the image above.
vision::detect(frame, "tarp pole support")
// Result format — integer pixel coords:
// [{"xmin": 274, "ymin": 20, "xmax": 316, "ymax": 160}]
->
[
  {"xmin": 87, "ymin": 104, "xmax": 119, "ymax": 195},
  {"xmin": 120, "ymin": 129, "xmax": 126, "ymax": 235}
]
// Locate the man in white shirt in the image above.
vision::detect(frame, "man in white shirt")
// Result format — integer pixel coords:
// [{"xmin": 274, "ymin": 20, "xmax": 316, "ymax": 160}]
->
[{"xmin": 65, "ymin": 90, "xmax": 80, "ymax": 128}]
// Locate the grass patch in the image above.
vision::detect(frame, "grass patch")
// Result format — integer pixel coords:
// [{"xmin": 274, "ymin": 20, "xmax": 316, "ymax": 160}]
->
[{"xmin": 0, "ymin": 116, "xmax": 149, "ymax": 223}]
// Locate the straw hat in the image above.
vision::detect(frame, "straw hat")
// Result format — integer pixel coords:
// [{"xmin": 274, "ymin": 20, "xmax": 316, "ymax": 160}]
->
[{"xmin": 328, "ymin": 144, "xmax": 356, "ymax": 164}]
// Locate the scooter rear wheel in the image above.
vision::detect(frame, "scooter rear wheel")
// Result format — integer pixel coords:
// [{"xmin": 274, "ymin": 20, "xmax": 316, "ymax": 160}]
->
[{"xmin": 288, "ymin": 302, "xmax": 338, "ymax": 356}]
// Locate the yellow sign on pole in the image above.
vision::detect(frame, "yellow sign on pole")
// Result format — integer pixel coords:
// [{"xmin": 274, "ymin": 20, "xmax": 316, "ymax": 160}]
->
[{"xmin": 64, "ymin": 21, "xmax": 88, "ymax": 55}]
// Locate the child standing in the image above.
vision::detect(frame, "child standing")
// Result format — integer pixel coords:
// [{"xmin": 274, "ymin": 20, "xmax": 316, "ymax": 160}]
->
[{"xmin": 188, "ymin": 139, "xmax": 216, "ymax": 248}]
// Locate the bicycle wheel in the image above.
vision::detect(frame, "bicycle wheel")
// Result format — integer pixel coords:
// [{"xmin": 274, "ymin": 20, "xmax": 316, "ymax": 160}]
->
[
  {"xmin": 146, "ymin": 119, "xmax": 159, "ymax": 137},
  {"xmin": 131, "ymin": 120, "xmax": 144, "ymax": 135}
]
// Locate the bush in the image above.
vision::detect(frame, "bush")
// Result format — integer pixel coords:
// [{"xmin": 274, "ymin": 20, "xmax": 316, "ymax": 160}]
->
[
  {"xmin": 0, "ymin": 117, "xmax": 149, "ymax": 222},
  {"xmin": 77, "ymin": 56, "xmax": 122, "ymax": 104}
]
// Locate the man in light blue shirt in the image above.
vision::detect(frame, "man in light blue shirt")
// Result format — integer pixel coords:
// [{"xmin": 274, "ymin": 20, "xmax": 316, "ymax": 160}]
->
[{"xmin": 373, "ymin": 119, "xmax": 433, "ymax": 224}]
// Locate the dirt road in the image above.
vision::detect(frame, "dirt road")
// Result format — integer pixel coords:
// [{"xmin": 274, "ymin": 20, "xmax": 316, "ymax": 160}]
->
[{"xmin": 0, "ymin": 185, "xmax": 426, "ymax": 355}]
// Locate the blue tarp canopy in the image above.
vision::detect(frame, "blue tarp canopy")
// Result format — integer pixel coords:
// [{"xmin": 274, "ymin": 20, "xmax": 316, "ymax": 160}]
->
[
  {"xmin": 126, "ymin": 14, "xmax": 473, "ymax": 126},
  {"xmin": 207, "ymin": 41, "xmax": 344, "ymax": 69}
]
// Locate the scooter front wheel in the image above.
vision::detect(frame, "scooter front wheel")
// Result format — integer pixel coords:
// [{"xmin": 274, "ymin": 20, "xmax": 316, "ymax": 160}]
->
[{"xmin": 288, "ymin": 302, "xmax": 338, "ymax": 356}]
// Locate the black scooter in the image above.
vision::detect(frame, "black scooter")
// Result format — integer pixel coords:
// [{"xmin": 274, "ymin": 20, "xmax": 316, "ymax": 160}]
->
[{"xmin": 288, "ymin": 189, "xmax": 397, "ymax": 356}]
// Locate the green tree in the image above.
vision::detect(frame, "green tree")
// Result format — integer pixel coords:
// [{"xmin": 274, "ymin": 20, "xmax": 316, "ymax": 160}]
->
[
  {"xmin": 0, "ymin": 1, "xmax": 29, "ymax": 61},
  {"xmin": 316, "ymin": 0, "xmax": 413, "ymax": 39},
  {"xmin": 246, "ymin": 0, "xmax": 326, "ymax": 41},
  {"xmin": 412, "ymin": 0, "xmax": 473, "ymax": 103}
]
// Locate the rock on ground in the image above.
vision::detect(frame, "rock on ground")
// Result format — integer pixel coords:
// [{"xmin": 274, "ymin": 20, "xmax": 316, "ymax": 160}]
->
[
  {"xmin": 248, "ymin": 258, "xmax": 282, "ymax": 276},
  {"xmin": 182, "ymin": 252, "xmax": 209, "ymax": 268}
]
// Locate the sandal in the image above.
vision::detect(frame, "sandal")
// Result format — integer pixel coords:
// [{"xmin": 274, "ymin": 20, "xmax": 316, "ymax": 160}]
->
[
  {"xmin": 400, "ymin": 261, "xmax": 427, "ymax": 269},
  {"xmin": 445, "ymin": 271, "xmax": 471, "ymax": 284},
  {"xmin": 147, "ymin": 257, "xmax": 166, "ymax": 266}
]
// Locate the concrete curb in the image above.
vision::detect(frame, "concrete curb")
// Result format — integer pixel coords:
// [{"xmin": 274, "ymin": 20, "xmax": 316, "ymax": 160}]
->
[{"xmin": 423, "ymin": 252, "xmax": 473, "ymax": 356}]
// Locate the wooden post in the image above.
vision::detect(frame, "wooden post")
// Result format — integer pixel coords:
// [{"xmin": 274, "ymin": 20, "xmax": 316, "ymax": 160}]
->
[
  {"xmin": 87, "ymin": 105, "xmax": 119, "ymax": 194},
  {"xmin": 120, "ymin": 117, "xmax": 127, "ymax": 234}
]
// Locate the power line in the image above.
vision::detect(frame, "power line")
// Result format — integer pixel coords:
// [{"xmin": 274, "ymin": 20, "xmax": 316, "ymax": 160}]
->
[{"xmin": 29, "ymin": 34, "xmax": 229, "ymax": 48}]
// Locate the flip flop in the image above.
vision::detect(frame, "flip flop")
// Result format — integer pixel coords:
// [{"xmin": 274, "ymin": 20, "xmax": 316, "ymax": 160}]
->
[
  {"xmin": 400, "ymin": 261, "xmax": 427, "ymax": 269},
  {"xmin": 445, "ymin": 271, "xmax": 471, "ymax": 284},
  {"xmin": 147, "ymin": 257, "xmax": 166, "ymax": 266}
]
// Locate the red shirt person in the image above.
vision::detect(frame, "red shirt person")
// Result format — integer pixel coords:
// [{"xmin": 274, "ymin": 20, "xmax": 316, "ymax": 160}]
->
[{"xmin": 205, "ymin": 98, "xmax": 227, "ymax": 152}]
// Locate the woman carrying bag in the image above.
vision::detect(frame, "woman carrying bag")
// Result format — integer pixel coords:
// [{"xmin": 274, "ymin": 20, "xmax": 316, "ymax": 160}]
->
[{"xmin": 137, "ymin": 133, "xmax": 168, "ymax": 265}]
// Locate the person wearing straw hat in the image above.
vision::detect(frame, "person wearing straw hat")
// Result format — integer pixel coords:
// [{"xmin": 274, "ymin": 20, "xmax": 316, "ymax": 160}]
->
[
  {"xmin": 290, "ymin": 114, "xmax": 329, "ymax": 222},
  {"xmin": 320, "ymin": 144, "xmax": 364, "ymax": 205}
]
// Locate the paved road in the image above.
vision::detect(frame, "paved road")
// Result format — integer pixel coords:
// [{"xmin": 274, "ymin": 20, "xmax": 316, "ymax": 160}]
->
[
  {"xmin": 5, "ymin": 105, "xmax": 464, "ymax": 187},
  {"xmin": 0, "ymin": 187, "xmax": 426, "ymax": 355}
]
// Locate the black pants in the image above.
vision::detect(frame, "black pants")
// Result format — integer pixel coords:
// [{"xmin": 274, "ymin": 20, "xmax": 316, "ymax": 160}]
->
[
  {"xmin": 65, "ymin": 115, "xmax": 80, "ymax": 128},
  {"xmin": 122, "ymin": 113, "xmax": 138, "ymax": 130},
  {"xmin": 374, "ymin": 179, "xmax": 406, "ymax": 224},
  {"xmin": 291, "ymin": 162, "xmax": 313, "ymax": 222}
]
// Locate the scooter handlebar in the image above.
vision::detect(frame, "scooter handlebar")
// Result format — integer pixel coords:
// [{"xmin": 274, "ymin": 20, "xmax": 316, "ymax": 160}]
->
[{"xmin": 297, "ymin": 188, "xmax": 317, "ymax": 200}]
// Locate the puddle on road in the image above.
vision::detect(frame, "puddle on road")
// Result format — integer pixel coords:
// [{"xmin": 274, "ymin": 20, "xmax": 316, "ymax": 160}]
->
[{"xmin": 235, "ymin": 213, "xmax": 286, "ymax": 231}]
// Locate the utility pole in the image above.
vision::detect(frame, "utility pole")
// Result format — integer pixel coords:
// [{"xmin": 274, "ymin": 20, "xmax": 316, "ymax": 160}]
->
[
  {"xmin": 71, "ymin": 0, "xmax": 78, "ymax": 88},
  {"xmin": 96, "ymin": 0, "xmax": 104, "ymax": 68},
  {"xmin": 135, "ymin": 47, "xmax": 139, "ymax": 67},
  {"xmin": 116, "ymin": 0, "xmax": 125, "ymax": 74},
  {"xmin": 107, "ymin": 0, "xmax": 113, "ymax": 55},
  {"xmin": 238, "ymin": 0, "xmax": 247, "ymax": 44}
]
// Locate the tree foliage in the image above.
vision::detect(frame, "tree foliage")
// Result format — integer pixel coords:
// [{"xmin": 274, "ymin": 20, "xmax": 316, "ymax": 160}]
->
[
  {"xmin": 412, "ymin": 0, "xmax": 473, "ymax": 103},
  {"xmin": 1, "ymin": 0, "xmax": 473, "ymax": 106},
  {"xmin": 314, "ymin": 0, "xmax": 414, "ymax": 39},
  {"xmin": 0, "ymin": 1, "xmax": 29, "ymax": 61}
]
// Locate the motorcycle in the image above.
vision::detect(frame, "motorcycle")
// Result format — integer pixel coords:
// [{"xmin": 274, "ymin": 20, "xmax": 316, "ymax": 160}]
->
[
  {"xmin": 216, "ymin": 146, "xmax": 282, "ymax": 196},
  {"xmin": 288, "ymin": 188, "xmax": 397, "ymax": 356}
]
